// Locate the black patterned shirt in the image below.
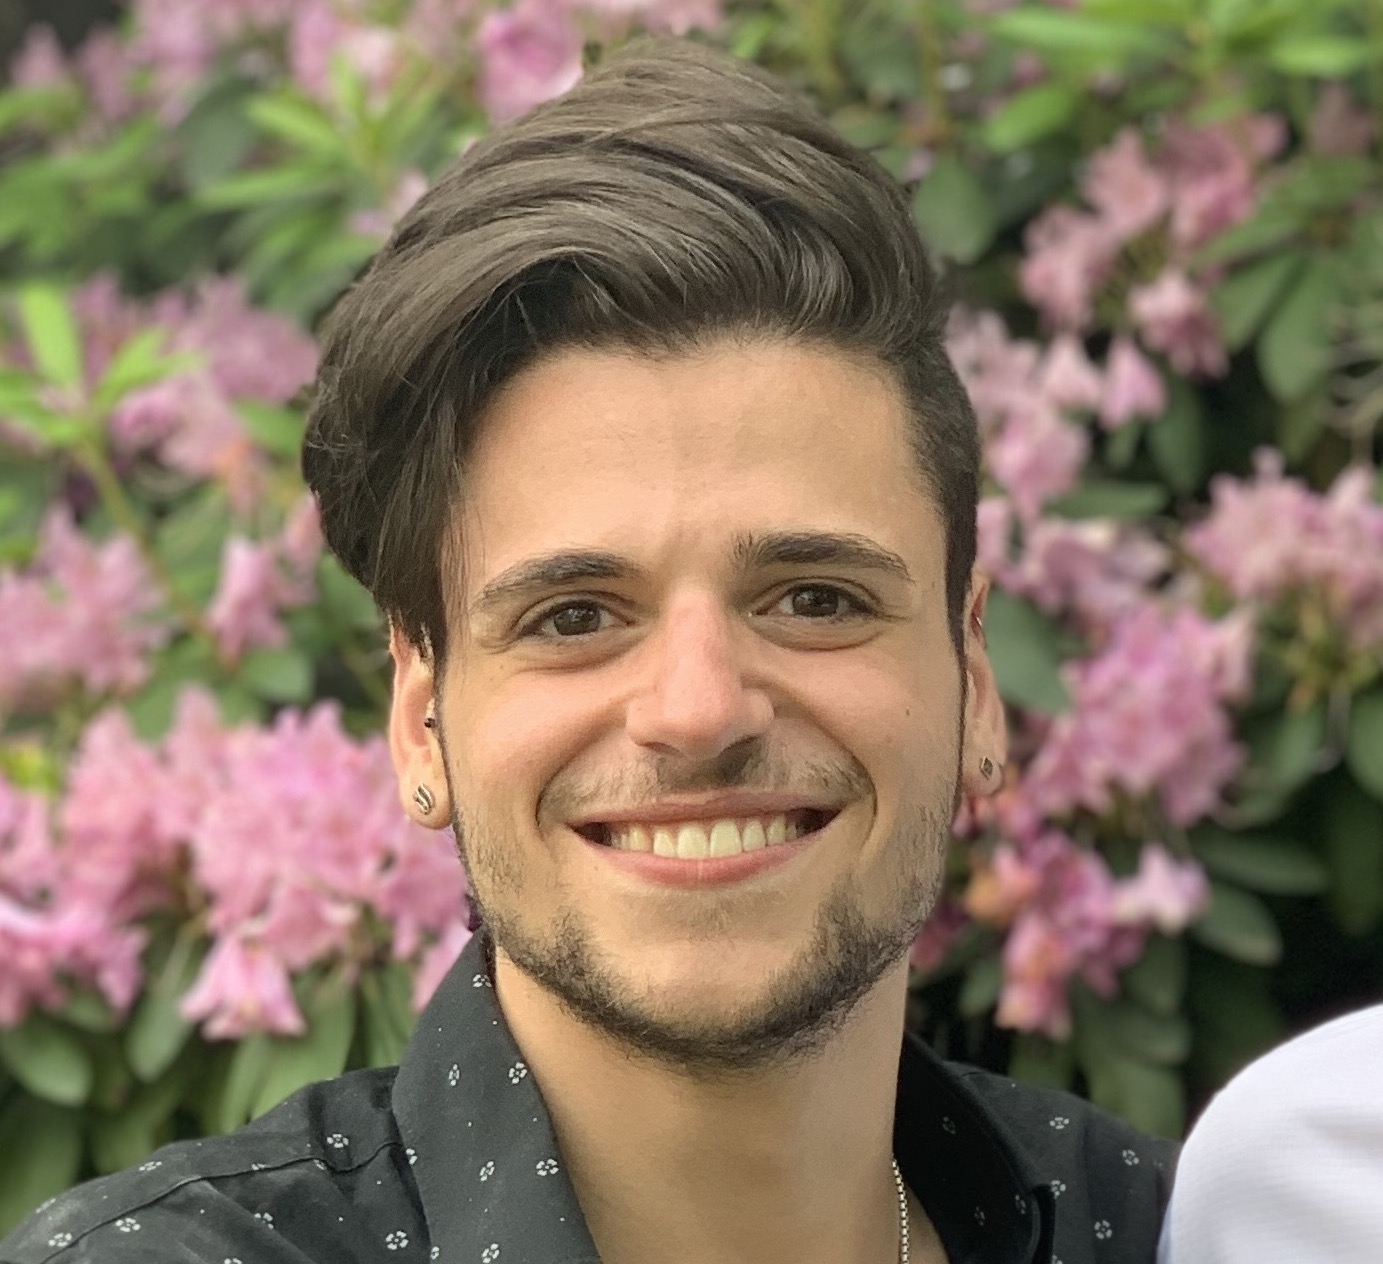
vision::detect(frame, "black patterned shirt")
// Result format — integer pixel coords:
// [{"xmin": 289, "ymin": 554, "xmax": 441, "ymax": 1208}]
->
[{"xmin": 1, "ymin": 933, "xmax": 1176, "ymax": 1264}]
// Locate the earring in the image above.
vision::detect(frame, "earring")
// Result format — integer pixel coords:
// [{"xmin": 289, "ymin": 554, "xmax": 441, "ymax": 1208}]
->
[
  {"xmin": 423, "ymin": 715, "xmax": 436, "ymax": 730},
  {"xmin": 413, "ymin": 784, "xmax": 436, "ymax": 815},
  {"xmin": 980, "ymin": 756, "xmax": 996, "ymax": 780}
]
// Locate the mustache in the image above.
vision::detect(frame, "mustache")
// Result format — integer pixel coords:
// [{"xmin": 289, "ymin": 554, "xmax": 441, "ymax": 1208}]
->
[{"xmin": 538, "ymin": 740, "xmax": 871, "ymax": 822}]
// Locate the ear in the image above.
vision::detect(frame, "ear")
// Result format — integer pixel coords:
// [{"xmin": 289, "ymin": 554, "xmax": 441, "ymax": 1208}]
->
[
  {"xmin": 958, "ymin": 574, "xmax": 1009, "ymax": 799},
  {"xmin": 388, "ymin": 623, "xmax": 452, "ymax": 829}
]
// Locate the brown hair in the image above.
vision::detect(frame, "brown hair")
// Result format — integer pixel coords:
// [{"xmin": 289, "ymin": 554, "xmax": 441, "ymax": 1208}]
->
[{"xmin": 303, "ymin": 37, "xmax": 980, "ymax": 667}]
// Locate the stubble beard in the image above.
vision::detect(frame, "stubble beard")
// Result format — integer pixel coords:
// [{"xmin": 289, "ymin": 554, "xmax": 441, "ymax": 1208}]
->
[{"xmin": 443, "ymin": 744, "xmax": 960, "ymax": 1081}]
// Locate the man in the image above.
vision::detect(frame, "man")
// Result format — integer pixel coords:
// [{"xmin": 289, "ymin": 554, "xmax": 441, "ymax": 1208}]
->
[
  {"xmin": 2, "ymin": 38, "xmax": 1174, "ymax": 1264},
  {"xmin": 1158, "ymin": 1004, "xmax": 1383, "ymax": 1262}
]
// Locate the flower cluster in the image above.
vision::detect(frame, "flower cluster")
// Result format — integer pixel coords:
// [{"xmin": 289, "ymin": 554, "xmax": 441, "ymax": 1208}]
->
[
  {"xmin": 86, "ymin": 274, "xmax": 319, "ymax": 509},
  {"xmin": 0, "ymin": 510, "xmax": 172, "ymax": 711},
  {"xmin": 1020, "ymin": 119, "xmax": 1285, "ymax": 375},
  {"xmin": 1024, "ymin": 605, "xmax": 1254, "ymax": 829},
  {"xmin": 948, "ymin": 311, "xmax": 1165, "ymax": 521},
  {"xmin": 964, "ymin": 833, "xmax": 1206, "ymax": 1039},
  {"xmin": 13, "ymin": 0, "xmax": 723, "ymax": 129},
  {"xmin": 1186, "ymin": 450, "xmax": 1383, "ymax": 656},
  {"xmin": 1, "ymin": 689, "xmax": 468, "ymax": 1037}
]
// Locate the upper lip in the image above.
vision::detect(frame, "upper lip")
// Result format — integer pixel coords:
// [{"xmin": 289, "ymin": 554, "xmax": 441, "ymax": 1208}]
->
[{"xmin": 568, "ymin": 792, "xmax": 844, "ymax": 828}]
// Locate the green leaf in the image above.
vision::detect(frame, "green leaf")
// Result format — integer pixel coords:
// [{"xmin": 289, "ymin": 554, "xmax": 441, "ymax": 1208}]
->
[
  {"xmin": 958, "ymin": 954, "xmax": 1002, "ymax": 1018},
  {"xmin": 1321, "ymin": 778, "xmax": 1383, "ymax": 934},
  {"xmin": 127, "ymin": 935, "xmax": 205, "ymax": 1082},
  {"xmin": 319, "ymin": 555, "xmax": 381, "ymax": 633},
  {"xmin": 1213, "ymin": 252, "xmax": 1306, "ymax": 352},
  {"xmin": 360, "ymin": 961, "xmax": 417, "ymax": 1069},
  {"xmin": 983, "ymin": 589, "xmax": 1071, "ymax": 714},
  {"xmin": 989, "ymin": 8, "xmax": 1174, "ymax": 57},
  {"xmin": 1146, "ymin": 377, "xmax": 1208, "ymax": 494},
  {"xmin": 1106, "ymin": 1000, "xmax": 1191, "ymax": 1065},
  {"xmin": 981, "ymin": 82, "xmax": 1080, "ymax": 153},
  {"xmin": 1347, "ymin": 687, "xmax": 1383, "ymax": 802},
  {"xmin": 247, "ymin": 95, "xmax": 346, "ymax": 155},
  {"xmin": 913, "ymin": 156, "xmax": 997, "ymax": 265},
  {"xmin": 89, "ymin": 1071, "xmax": 185, "ymax": 1174},
  {"xmin": 1268, "ymin": 36, "xmax": 1370, "ymax": 77},
  {"xmin": 0, "ymin": 1098, "xmax": 83, "ymax": 1237},
  {"xmin": 1048, "ymin": 480, "xmax": 1167, "ymax": 519},
  {"xmin": 14, "ymin": 284, "xmax": 82, "ymax": 386},
  {"xmin": 1007, "ymin": 1033, "xmax": 1074, "ymax": 1090},
  {"xmin": 206, "ymin": 1034, "xmax": 272, "ymax": 1135},
  {"xmin": 1119, "ymin": 935, "xmax": 1186, "ymax": 1017},
  {"xmin": 1085, "ymin": 1052, "xmax": 1185, "ymax": 1138},
  {"xmin": 252, "ymin": 979, "xmax": 357, "ymax": 1118},
  {"xmin": 238, "ymin": 401, "xmax": 306, "ymax": 459},
  {"xmin": 1242, "ymin": 701, "xmax": 1326, "ymax": 796},
  {"xmin": 94, "ymin": 328, "xmax": 197, "ymax": 412},
  {"xmin": 1191, "ymin": 882, "xmax": 1283, "ymax": 965},
  {"xmin": 1072, "ymin": 989, "xmax": 1185, "ymax": 1135},
  {"xmin": 1191, "ymin": 828, "xmax": 1329, "ymax": 895},
  {"xmin": 1258, "ymin": 256, "xmax": 1338, "ymax": 402},
  {"xmin": 0, "ymin": 1015, "xmax": 94, "ymax": 1106},
  {"xmin": 197, "ymin": 164, "xmax": 342, "ymax": 210},
  {"xmin": 54, "ymin": 990, "xmax": 120, "ymax": 1034},
  {"xmin": 239, "ymin": 646, "xmax": 314, "ymax": 702}
]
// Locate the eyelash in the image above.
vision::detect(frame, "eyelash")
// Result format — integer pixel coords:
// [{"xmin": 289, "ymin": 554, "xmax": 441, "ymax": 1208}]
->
[{"xmin": 518, "ymin": 584, "xmax": 876, "ymax": 641}]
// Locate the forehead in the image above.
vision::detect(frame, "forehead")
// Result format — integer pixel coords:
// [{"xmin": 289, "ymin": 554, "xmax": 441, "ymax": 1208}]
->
[{"xmin": 456, "ymin": 338, "xmax": 943, "ymax": 586}]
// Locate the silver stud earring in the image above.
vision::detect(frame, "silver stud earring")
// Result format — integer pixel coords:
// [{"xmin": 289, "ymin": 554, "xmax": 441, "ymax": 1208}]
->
[
  {"xmin": 413, "ymin": 784, "xmax": 436, "ymax": 815},
  {"xmin": 980, "ymin": 756, "xmax": 996, "ymax": 780}
]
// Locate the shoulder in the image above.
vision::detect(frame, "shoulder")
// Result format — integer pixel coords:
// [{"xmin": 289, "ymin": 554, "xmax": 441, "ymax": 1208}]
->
[
  {"xmin": 1161, "ymin": 1005, "xmax": 1383, "ymax": 1263},
  {"xmin": 1, "ymin": 1067, "xmax": 410, "ymax": 1264},
  {"xmin": 953, "ymin": 1063, "xmax": 1177, "ymax": 1255}
]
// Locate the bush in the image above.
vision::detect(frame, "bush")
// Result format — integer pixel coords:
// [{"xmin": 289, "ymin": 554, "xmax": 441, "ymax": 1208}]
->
[{"xmin": 1, "ymin": 0, "xmax": 1381, "ymax": 1232}]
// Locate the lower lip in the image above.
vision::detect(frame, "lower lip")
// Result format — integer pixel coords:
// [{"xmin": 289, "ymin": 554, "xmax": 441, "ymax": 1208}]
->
[{"xmin": 578, "ymin": 832, "xmax": 815, "ymax": 888}]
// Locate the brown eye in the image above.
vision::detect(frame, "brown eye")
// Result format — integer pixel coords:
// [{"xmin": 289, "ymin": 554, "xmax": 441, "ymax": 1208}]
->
[
  {"xmin": 777, "ymin": 586, "xmax": 867, "ymax": 619},
  {"xmin": 546, "ymin": 603, "xmax": 604, "ymax": 637}
]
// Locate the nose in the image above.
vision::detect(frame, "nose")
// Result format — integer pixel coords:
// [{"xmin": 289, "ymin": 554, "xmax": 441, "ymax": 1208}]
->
[{"xmin": 625, "ymin": 592, "xmax": 773, "ymax": 763}]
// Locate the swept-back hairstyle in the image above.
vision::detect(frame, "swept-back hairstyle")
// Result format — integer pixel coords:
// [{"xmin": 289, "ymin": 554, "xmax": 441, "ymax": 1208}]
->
[{"xmin": 303, "ymin": 38, "xmax": 980, "ymax": 666}]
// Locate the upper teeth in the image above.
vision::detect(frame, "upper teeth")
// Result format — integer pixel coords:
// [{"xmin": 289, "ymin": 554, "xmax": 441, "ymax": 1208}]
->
[{"xmin": 606, "ymin": 815, "xmax": 809, "ymax": 858}]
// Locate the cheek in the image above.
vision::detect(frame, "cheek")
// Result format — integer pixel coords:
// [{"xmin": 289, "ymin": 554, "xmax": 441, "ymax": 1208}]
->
[{"xmin": 450, "ymin": 675, "xmax": 607, "ymax": 812}]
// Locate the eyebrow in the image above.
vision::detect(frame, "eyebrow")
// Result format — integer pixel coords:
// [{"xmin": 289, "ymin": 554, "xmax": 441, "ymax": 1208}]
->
[{"xmin": 466, "ymin": 530, "xmax": 914, "ymax": 621}]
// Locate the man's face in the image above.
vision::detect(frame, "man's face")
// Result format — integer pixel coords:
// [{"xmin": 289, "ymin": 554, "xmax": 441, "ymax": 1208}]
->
[{"xmin": 391, "ymin": 337, "xmax": 1001, "ymax": 1073}]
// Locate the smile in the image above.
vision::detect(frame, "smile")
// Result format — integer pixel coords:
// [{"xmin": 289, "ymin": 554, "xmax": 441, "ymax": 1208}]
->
[{"xmin": 574, "ymin": 809, "xmax": 836, "ymax": 858}]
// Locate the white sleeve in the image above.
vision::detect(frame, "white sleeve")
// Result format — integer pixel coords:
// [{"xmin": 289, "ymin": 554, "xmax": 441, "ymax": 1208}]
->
[{"xmin": 1159, "ymin": 1004, "xmax": 1383, "ymax": 1264}]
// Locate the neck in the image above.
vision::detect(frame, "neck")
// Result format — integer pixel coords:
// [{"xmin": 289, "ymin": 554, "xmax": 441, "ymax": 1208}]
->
[{"xmin": 492, "ymin": 949, "xmax": 911, "ymax": 1264}]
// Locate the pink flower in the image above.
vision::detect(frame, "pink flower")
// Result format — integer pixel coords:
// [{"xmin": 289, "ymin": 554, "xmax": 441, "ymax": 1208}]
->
[
  {"xmin": 1112, "ymin": 844, "xmax": 1208, "ymax": 934},
  {"xmin": 1186, "ymin": 451, "xmax": 1383, "ymax": 651},
  {"xmin": 987, "ymin": 403, "xmax": 1089, "ymax": 520},
  {"xmin": 180, "ymin": 935, "xmax": 306, "ymax": 1039},
  {"xmin": 997, "ymin": 912, "xmax": 1078, "ymax": 1038},
  {"xmin": 476, "ymin": 0, "xmax": 584, "ymax": 123},
  {"xmin": 1004, "ymin": 516, "xmax": 1168, "ymax": 625},
  {"xmin": 75, "ymin": 28, "xmax": 137, "ymax": 124},
  {"xmin": 1019, "ymin": 207, "xmax": 1118, "ymax": 329},
  {"xmin": 206, "ymin": 536, "xmax": 309, "ymax": 659},
  {"xmin": 10, "ymin": 25, "xmax": 69, "ymax": 88},
  {"xmin": 1039, "ymin": 333, "xmax": 1104, "ymax": 413},
  {"xmin": 288, "ymin": 1, "xmax": 405, "ymax": 105},
  {"xmin": 1082, "ymin": 128, "xmax": 1169, "ymax": 243},
  {"xmin": 1160, "ymin": 116, "xmax": 1284, "ymax": 252},
  {"xmin": 571, "ymin": 0, "xmax": 723, "ymax": 34},
  {"xmin": 413, "ymin": 920, "xmax": 473, "ymax": 1011},
  {"xmin": 1024, "ymin": 605, "xmax": 1253, "ymax": 826},
  {"xmin": 1128, "ymin": 268, "xmax": 1227, "ymax": 377},
  {"xmin": 1100, "ymin": 336, "xmax": 1166, "ymax": 428},
  {"xmin": 0, "ymin": 510, "xmax": 173, "ymax": 707}
]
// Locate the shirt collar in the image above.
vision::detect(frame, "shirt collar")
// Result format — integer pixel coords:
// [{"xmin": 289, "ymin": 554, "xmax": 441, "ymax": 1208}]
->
[{"xmin": 396, "ymin": 932, "xmax": 1052, "ymax": 1264}]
